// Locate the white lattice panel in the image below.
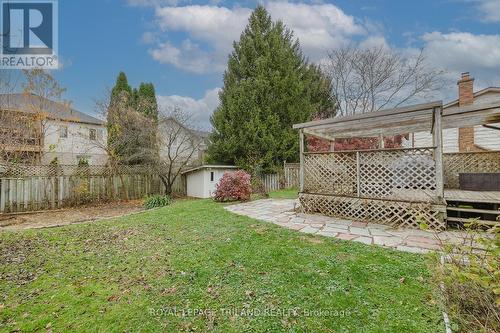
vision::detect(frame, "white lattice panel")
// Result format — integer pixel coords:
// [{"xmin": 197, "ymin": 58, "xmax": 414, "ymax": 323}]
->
[
  {"xmin": 304, "ymin": 148, "xmax": 438, "ymax": 203},
  {"xmin": 443, "ymin": 151, "xmax": 500, "ymax": 189},
  {"xmin": 299, "ymin": 193, "xmax": 445, "ymax": 230},
  {"xmin": 359, "ymin": 148, "xmax": 436, "ymax": 202},
  {"xmin": 304, "ymin": 153, "xmax": 357, "ymax": 196}
]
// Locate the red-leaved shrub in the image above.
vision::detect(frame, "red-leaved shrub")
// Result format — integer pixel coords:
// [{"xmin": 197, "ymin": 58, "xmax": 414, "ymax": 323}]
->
[{"xmin": 213, "ymin": 170, "xmax": 251, "ymax": 202}]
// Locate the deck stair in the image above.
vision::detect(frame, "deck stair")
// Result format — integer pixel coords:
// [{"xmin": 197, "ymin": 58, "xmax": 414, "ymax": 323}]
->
[{"xmin": 445, "ymin": 192, "xmax": 499, "ymax": 226}]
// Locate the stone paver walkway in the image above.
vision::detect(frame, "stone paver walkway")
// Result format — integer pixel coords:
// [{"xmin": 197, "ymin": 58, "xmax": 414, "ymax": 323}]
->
[{"xmin": 225, "ymin": 199, "xmax": 467, "ymax": 254}]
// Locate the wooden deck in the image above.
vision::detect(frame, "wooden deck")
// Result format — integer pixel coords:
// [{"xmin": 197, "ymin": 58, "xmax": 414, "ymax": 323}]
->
[{"xmin": 445, "ymin": 189, "xmax": 500, "ymax": 204}]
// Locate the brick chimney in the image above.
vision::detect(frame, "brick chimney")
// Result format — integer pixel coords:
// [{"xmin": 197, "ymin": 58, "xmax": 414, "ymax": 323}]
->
[
  {"xmin": 458, "ymin": 72, "xmax": 474, "ymax": 106},
  {"xmin": 457, "ymin": 72, "xmax": 480, "ymax": 152}
]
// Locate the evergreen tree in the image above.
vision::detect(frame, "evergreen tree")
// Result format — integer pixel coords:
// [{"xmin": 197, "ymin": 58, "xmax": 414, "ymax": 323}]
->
[
  {"xmin": 107, "ymin": 71, "xmax": 134, "ymax": 162},
  {"xmin": 136, "ymin": 82, "xmax": 158, "ymax": 121},
  {"xmin": 111, "ymin": 71, "xmax": 132, "ymax": 101},
  {"xmin": 207, "ymin": 6, "xmax": 335, "ymax": 172}
]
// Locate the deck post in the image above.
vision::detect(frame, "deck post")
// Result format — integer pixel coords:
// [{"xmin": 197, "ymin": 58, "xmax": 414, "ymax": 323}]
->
[
  {"xmin": 299, "ymin": 129, "xmax": 304, "ymax": 192},
  {"xmin": 433, "ymin": 106, "xmax": 445, "ymax": 202},
  {"xmin": 356, "ymin": 151, "xmax": 361, "ymax": 196}
]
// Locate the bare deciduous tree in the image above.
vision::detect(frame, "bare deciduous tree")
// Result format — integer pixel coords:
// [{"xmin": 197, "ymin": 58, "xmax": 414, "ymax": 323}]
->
[
  {"xmin": 325, "ymin": 46, "xmax": 444, "ymax": 116},
  {"xmin": 94, "ymin": 94, "xmax": 205, "ymax": 196},
  {"xmin": 156, "ymin": 108, "xmax": 206, "ymax": 196}
]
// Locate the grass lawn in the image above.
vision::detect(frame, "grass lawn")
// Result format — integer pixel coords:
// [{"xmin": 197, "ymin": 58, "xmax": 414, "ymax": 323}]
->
[
  {"xmin": 0, "ymin": 199, "xmax": 443, "ymax": 332},
  {"xmin": 268, "ymin": 188, "xmax": 299, "ymax": 199}
]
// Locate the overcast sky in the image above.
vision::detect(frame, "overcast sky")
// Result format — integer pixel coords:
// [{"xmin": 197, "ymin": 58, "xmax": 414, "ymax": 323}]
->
[{"xmin": 46, "ymin": 0, "xmax": 500, "ymax": 129}]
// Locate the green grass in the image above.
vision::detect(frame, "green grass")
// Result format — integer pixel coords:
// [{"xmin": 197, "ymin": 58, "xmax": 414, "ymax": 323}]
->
[
  {"xmin": 268, "ymin": 188, "xmax": 299, "ymax": 199},
  {"xmin": 0, "ymin": 199, "xmax": 442, "ymax": 332}
]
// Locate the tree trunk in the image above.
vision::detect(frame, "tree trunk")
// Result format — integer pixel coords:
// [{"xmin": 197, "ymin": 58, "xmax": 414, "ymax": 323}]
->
[{"xmin": 159, "ymin": 175, "xmax": 172, "ymax": 197}]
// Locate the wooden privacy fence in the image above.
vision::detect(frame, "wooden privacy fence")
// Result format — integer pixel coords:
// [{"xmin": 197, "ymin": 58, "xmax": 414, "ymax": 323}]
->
[
  {"xmin": 0, "ymin": 164, "xmax": 185, "ymax": 213},
  {"xmin": 283, "ymin": 162, "xmax": 299, "ymax": 188},
  {"xmin": 259, "ymin": 162, "xmax": 300, "ymax": 192}
]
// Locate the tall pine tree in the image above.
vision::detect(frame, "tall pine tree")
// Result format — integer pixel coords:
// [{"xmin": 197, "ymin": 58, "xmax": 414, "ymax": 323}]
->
[
  {"xmin": 207, "ymin": 6, "xmax": 335, "ymax": 172},
  {"xmin": 107, "ymin": 71, "xmax": 133, "ymax": 160},
  {"xmin": 136, "ymin": 82, "xmax": 158, "ymax": 121}
]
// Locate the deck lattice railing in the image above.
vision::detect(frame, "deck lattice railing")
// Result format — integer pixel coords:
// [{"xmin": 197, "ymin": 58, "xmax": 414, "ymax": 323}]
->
[
  {"xmin": 300, "ymin": 147, "xmax": 445, "ymax": 229},
  {"xmin": 443, "ymin": 151, "xmax": 500, "ymax": 189},
  {"xmin": 304, "ymin": 147, "xmax": 438, "ymax": 203}
]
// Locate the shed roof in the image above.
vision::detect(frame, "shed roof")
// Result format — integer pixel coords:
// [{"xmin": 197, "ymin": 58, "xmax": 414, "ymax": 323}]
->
[{"xmin": 181, "ymin": 165, "xmax": 238, "ymax": 175}]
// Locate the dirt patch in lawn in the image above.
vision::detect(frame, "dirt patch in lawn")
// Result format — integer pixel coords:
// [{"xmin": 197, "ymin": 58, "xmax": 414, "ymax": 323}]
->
[{"xmin": 0, "ymin": 200, "xmax": 145, "ymax": 231}]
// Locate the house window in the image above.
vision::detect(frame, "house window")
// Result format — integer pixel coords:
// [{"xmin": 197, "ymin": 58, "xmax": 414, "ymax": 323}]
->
[
  {"xmin": 89, "ymin": 128, "xmax": 97, "ymax": 140},
  {"xmin": 97, "ymin": 128, "xmax": 104, "ymax": 140},
  {"xmin": 210, "ymin": 171, "xmax": 214, "ymax": 182},
  {"xmin": 59, "ymin": 126, "xmax": 68, "ymax": 138}
]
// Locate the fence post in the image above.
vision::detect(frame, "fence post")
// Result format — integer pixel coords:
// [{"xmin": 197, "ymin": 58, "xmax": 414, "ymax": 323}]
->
[
  {"xmin": 0, "ymin": 179, "xmax": 6, "ymax": 213},
  {"xmin": 433, "ymin": 106, "xmax": 444, "ymax": 202},
  {"xmin": 299, "ymin": 129, "xmax": 304, "ymax": 192}
]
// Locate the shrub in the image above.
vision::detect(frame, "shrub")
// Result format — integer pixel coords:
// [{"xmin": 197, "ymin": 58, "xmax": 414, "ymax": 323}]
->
[
  {"xmin": 213, "ymin": 170, "xmax": 251, "ymax": 202},
  {"xmin": 144, "ymin": 195, "xmax": 171, "ymax": 209},
  {"xmin": 431, "ymin": 220, "xmax": 499, "ymax": 333}
]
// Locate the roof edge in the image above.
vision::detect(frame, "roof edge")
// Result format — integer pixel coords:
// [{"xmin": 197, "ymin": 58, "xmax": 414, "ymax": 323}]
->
[{"xmin": 181, "ymin": 164, "xmax": 238, "ymax": 175}]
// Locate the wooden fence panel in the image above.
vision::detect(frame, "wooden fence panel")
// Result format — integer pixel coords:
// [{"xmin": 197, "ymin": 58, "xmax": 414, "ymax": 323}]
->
[
  {"xmin": 0, "ymin": 171, "xmax": 186, "ymax": 213},
  {"xmin": 259, "ymin": 163, "xmax": 300, "ymax": 193}
]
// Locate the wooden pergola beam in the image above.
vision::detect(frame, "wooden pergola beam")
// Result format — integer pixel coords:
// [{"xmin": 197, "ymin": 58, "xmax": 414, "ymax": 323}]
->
[{"xmin": 293, "ymin": 101, "xmax": 442, "ymax": 130}]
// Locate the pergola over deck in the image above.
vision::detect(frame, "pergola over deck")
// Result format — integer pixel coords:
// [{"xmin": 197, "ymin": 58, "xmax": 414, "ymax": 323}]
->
[{"xmin": 293, "ymin": 101, "xmax": 500, "ymax": 230}]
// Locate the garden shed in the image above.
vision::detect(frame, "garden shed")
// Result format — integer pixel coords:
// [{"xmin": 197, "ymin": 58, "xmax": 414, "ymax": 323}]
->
[
  {"xmin": 182, "ymin": 165, "xmax": 237, "ymax": 198},
  {"xmin": 293, "ymin": 100, "xmax": 500, "ymax": 230}
]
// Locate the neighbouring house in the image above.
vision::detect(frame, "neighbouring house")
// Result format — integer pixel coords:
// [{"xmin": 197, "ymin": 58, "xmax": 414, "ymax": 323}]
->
[
  {"xmin": 410, "ymin": 73, "xmax": 500, "ymax": 152},
  {"xmin": 182, "ymin": 165, "xmax": 237, "ymax": 198},
  {"xmin": 0, "ymin": 93, "xmax": 108, "ymax": 165},
  {"xmin": 159, "ymin": 117, "xmax": 210, "ymax": 167}
]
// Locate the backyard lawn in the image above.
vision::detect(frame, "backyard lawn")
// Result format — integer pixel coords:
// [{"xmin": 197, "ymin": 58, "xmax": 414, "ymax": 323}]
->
[{"xmin": 0, "ymin": 198, "xmax": 443, "ymax": 332}]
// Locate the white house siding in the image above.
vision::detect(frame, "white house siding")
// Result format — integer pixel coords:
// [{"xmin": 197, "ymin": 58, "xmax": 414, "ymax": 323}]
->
[
  {"xmin": 410, "ymin": 90, "xmax": 500, "ymax": 152},
  {"xmin": 474, "ymin": 123, "xmax": 500, "ymax": 150},
  {"xmin": 41, "ymin": 120, "xmax": 108, "ymax": 165},
  {"xmin": 159, "ymin": 119, "xmax": 208, "ymax": 168}
]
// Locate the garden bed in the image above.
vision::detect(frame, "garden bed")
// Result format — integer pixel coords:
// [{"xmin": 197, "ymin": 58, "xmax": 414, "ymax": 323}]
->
[{"xmin": 0, "ymin": 200, "xmax": 144, "ymax": 231}]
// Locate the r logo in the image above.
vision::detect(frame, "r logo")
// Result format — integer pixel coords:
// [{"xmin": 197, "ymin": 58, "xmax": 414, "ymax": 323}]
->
[{"xmin": 1, "ymin": 0, "xmax": 58, "ymax": 68}]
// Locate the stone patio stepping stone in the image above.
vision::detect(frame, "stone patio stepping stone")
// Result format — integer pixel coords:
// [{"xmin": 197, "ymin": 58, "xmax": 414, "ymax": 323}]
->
[
  {"xmin": 336, "ymin": 233, "xmax": 358, "ymax": 241},
  {"xmin": 368, "ymin": 229, "xmax": 392, "ymax": 237},
  {"xmin": 404, "ymin": 240, "xmax": 441, "ymax": 250},
  {"xmin": 331, "ymin": 219, "xmax": 353, "ymax": 226},
  {"xmin": 396, "ymin": 245, "xmax": 429, "ymax": 254},
  {"xmin": 349, "ymin": 227, "xmax": 371, "ymax": 236},
  {"xmin": 373, "ymin": 236, "xmax": 403, "ymax": 247},
  {"xmin": 318, "ymin": 231, "xmax": 338, "ymax": 237},
  {"xmin": 353, "ymin": 236, "xmax": 373, "ymax": 245},
  {"xmin": 325, "ymin": 223, "xmax": 349, "ymax": 230},
  {"xmin": 367, "ymin": 223, "xmax": 391, "ymax": 230},
  {"xmin": 300, "ymin": 226, "xmax": 320, "ymax": 234},
  {"xmin": 223, "ymin": 199, "xmax": 451, "ymax": 254},
  {"xmin": 286, "ymin": 224, "xmax": 307, "ymax": 231},
  {"xmin": 405, "ymin": 235, "xmax": 439, "ymax": 245},
  {"xmin": 322, "ymin": 226, "xmax": 349, "ymax": 234}
]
